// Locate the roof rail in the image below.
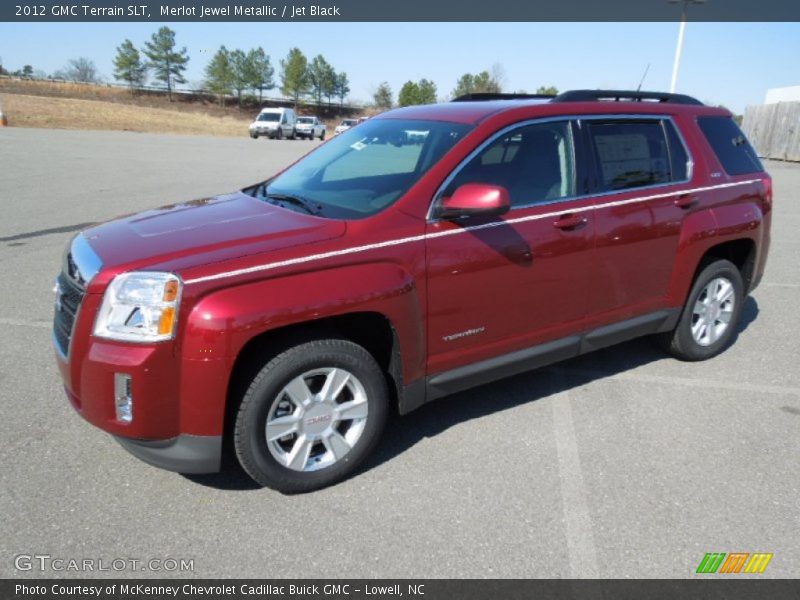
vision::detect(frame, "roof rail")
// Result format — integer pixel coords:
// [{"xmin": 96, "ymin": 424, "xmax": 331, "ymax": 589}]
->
[
  {"xmin": 553, "ymin": 90, "xmax": 703, "ymax": 106},
  {"xmin": 452, "ymin": 93, "xmax": 556, "ymax": 102}
]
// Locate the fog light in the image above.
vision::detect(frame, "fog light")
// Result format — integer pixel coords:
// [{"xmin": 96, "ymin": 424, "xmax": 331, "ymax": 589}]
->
[{"xmin": 114, "ymin": 373, "xmax": 133, "ymax": 423}]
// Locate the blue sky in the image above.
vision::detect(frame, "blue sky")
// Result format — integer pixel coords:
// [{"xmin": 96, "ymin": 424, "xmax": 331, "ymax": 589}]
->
[{"xmin": 0, "ymin": 22, "xmax": 797, "ymax": 113}]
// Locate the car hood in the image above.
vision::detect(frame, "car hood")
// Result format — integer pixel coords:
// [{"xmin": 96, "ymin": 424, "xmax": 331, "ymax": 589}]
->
[{"xmin": 81, "ymin": 191, "xmax": 345, "ymax": 279}]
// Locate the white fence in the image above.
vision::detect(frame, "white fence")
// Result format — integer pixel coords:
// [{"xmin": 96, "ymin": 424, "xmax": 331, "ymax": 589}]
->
[{"xmin": 742, "ymin": 102, "xmax": 800, "ymax": 162}]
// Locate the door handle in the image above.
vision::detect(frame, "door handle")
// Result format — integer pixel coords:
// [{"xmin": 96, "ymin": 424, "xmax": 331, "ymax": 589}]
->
[
  {"xmin": 674, "ymin": 193, "xmax": 698, "ymax": 209},
  {"xmin": 553, "ymin": 213, "xmax": 588, "ymax": 230}
]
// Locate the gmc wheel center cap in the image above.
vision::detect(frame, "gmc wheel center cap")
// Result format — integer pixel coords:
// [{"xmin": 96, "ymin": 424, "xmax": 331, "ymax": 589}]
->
[
  {"xmin": 709, "ymin": 302, "xmax": 721, "ymax": 321},
  {"xmin": 303, "ymin": 404, "xmax": 334, "ymax": 435}
]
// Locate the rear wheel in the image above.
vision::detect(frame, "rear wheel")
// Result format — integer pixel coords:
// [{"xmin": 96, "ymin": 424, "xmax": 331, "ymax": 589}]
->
[
  {"xmin": 319, "ymin": 130, "xmax": 326, "ymax": 140},
  {"xmin": 234, "ymin": 339, "xmax": 389, "ymax": 493},
  {"xmin": 660, "ymin": 259, "xmax": 744, "ymax": 361},
  {"xmin": 288, "ymin": 127, "xmax": 296, "ymax": 140}
]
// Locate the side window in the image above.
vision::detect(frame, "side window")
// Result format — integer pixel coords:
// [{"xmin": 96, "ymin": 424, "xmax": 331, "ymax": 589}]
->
[
  {"xmin": 444, "ymin": 121, "xmax": 575, "ymax": 207},
  {"xmin": 587, "ymin": 120, "xmax": 675, "ymax": 191},
  {"xmin": 696, "ymin": 116, "xmax": 763, "ymax": 176}
]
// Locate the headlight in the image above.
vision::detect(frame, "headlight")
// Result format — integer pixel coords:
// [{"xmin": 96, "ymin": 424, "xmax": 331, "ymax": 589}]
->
[{"xmin": 94, "ymin": 272, "xmax": 182, "ymax": 342}]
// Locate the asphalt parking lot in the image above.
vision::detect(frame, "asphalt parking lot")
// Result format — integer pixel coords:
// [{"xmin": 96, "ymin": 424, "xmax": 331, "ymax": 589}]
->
[{"xmin": 1, "ymin": 127, "xmax": 798, "ymax": 579}]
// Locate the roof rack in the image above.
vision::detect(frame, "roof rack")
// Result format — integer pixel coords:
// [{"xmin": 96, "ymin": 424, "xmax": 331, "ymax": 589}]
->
[
  {"xmin": 553, "ymin": 90, "xmax": 703, "ymax": 106},
  {"xmin": 452, "ymin": 93, "xmax": 556, "ymax": 102}
]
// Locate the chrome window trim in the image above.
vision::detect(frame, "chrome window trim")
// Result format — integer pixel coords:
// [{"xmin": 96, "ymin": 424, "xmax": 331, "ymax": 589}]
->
[{"xmin": 427, "ymin": 113, "xmax": 695, "ymax": 222}]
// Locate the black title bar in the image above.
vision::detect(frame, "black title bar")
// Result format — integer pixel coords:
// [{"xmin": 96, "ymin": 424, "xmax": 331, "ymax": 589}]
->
[{"xmin": 4, "ymin": 0, "xmax": 800, "ymax": 22}]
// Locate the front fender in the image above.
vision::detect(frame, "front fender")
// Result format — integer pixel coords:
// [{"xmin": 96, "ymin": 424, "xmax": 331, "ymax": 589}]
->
[{"xmin": 182, "ymin": 262, "xmax": 424, "ymax": 382}]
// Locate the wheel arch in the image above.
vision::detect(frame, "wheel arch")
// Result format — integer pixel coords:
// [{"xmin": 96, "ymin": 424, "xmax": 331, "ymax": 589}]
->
[
  {"xmin": 697, "ymin": 238, "xmax": 757, "ymax": 290},
  {"xmin": 180, "ymin": 260, "xmax": 426, "ymax": 440},
  {"xmin": 666, "ymin": 199, "xmax": 763, "ymax": 306},
  {"xmin": 223, "ymin": 311, "xmax": 404, "ymax": 450}
]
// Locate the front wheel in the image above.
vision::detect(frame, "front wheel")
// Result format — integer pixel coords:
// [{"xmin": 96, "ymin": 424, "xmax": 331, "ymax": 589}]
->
[
  {"xmin": 234, "ymin": 339, "xmax": 389, "ymax": 493},
  {"xmin": 660, "ymin": 259, "xmax": 744, "ymax": 361},
  {"xmin": 250, "ymin": 132, "xmax": 258, "ymax": 139}
]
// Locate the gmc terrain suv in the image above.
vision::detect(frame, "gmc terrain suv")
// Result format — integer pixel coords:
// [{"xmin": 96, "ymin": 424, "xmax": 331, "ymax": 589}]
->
[{"xmin": 53, "ymin": 90, "xmax": 772, "ymax": 493}]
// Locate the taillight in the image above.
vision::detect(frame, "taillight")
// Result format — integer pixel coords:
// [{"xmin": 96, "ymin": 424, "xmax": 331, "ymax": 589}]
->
[{"xmin": 761, "ymin": 175, "xmax": 773, "ymax": 210}]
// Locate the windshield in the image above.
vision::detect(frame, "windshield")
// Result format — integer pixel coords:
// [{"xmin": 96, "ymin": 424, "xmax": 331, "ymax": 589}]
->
[
  {"xmin": 258, "ymin": 113, "xmax": 281, "ymax": 122},
  {"xmin": 253, "ymin": 119, "xmax": 472, "ymax": 219},
  {"xmin": 297, "ymin": 117, "xmax": 315, "ymax": 124}
]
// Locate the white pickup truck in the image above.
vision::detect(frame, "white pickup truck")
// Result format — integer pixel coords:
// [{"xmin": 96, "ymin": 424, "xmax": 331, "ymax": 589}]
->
[{"xmin": 295, "ymin": 116, "xmax": 326, "ymax": 140}]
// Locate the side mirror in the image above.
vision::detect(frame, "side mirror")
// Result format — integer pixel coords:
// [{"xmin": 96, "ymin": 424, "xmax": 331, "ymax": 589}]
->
[{"xmin": 437, "ymin": 183, "xmax": 511, "ymax": 220}]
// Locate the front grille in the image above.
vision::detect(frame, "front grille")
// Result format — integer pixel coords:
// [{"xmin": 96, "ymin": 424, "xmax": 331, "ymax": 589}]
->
[{"xmin": 54, "ymin": 266, "xmax": 86, "ymax": 356}]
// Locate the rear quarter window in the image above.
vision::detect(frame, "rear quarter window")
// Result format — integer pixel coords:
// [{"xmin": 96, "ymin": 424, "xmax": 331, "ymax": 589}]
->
[
  {"xmin": 697, "ymin": 116, "xmax": 763, "ymax": 176},
  {"xmin": 587, "ymin": 121, "xmax": 673, "ymax": 191}
]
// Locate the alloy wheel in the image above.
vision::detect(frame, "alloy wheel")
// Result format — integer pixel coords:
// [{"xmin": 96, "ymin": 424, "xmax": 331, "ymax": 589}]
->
[
  {"xmin": 691, "ymin": 276, "xmax": 735, "ymax": 346},
  {"xmin": 265, "ymin": 368, "xmax": 369, "ymax": 472}
]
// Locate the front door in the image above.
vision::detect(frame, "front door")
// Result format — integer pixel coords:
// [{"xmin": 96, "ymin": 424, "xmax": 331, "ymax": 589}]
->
[{"xmin": 425, "ymin": 119, "xmax": 596, "ymax": 376}]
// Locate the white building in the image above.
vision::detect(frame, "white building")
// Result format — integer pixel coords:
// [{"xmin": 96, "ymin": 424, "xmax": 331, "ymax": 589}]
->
[{"xmin": 764, "ymin": 86, "xmax": 800, "ymax": 104}]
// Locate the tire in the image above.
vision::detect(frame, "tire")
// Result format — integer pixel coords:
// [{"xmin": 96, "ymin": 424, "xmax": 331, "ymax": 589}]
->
[
  {"xmin": 660, "ymin": 259, "xmax": 744, "ymax": 361},
  {"xmin": 234, "ymin": 339, "xmax": 389, "ymax": 493},
  {"xmin": 289, "ymin": 128, "xmax": 296, "ymax": 140},
  {"xmin": 250, "ymin": 133, "xmax": 258, "ymax": 139},
  {"xmin": 319, "ymin": 130, "xmax": 326, "ymax": 141},
  {"xmin": 275, "ymin": 128, "xmax": 283, "ymax": 140}
]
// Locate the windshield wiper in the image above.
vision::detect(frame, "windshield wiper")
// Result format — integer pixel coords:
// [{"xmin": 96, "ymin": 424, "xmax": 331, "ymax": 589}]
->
[{"xmin": 265, "ymin": 193, "xmax": 323, "ymax": 216}]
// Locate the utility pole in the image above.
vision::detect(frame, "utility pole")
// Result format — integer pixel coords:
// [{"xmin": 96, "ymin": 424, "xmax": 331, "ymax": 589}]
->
[{"xmin": 669, "ymin": 0, "xmax": 706, "ymax": 93}]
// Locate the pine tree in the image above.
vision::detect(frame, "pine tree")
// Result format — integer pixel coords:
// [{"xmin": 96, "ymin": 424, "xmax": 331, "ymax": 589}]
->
[
  {"xmin": 335, "ymin": 72, "xmax": 350, "ymax": 109},
  {"xmin": 398, "ymin": 81, "xmax": 420, "ymax": 107},
  {"xmin": 280, "ymin": 48, "xmax": 309, "ymax": 108},
  {"xmin": 373, "ymin": 82, "xmax": 393, "ymax": 110},
  {"xmin": 204, "ymin": 46, "xmax": 233, "ymax": 106},
  {"xmin": 113, "ymin": 40, "xmax": 146, "ymax": 91},
  {"xmin": 247, "ymin": 47, "xmax": 274, "ymax": 104},
  {"xmin": 452, "ymin": 70, "xmax": 501, "ymax": 98},
  {"xmin": 142, "ymin": 27, "xmax": 189, "ymax": 101},
  {"xmin": 308, "ymin": 55, "xmax": 334, "ymax": 107},
  {"xmin": 417, "ymin": 79, "xmax": 437, "ymax": 104},
  {"xmin": 229, "ymin": 49, "xmax": 252, "ymax": 108}
]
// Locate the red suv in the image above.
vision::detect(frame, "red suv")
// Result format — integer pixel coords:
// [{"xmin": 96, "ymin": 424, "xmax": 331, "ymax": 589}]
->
[{"xmin": 53, "ymin": 90, "xmax": 772, "ymax": 493}]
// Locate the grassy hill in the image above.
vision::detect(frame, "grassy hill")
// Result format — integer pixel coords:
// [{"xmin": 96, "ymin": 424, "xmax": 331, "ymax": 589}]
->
[{"xmin": 0, "ymin": 79, "xmax": 358, "ymax": 137}]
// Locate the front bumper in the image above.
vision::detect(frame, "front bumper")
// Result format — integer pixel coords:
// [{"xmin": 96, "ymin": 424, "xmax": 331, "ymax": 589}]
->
[
  {"xmin": 114, "ymin": 434, "xmax": 222, "ymax": 473},
  {"xmin": 251, "ymin": 127, "xmax": 279, "ymax": 136},
  {"xmin": 55, "ymin": 289, "xmax": 229, "ymax": 440}
]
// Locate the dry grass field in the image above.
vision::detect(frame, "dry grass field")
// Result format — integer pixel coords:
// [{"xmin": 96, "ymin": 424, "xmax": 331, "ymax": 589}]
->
[
  {"xmin": 0, "ymin": 78, "xmax": 356, "ymax": 136},
  {"xmin": 1, "ymin": 93, "xmax": 251, "ymax": 136},
  {"xmin": 0, "ymin": 79, "xmax": 253, "ymax": 136}
]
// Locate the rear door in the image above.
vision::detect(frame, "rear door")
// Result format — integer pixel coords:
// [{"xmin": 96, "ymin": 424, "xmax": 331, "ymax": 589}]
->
[
  {"xmin": 425, "ymin": 119, "xmax": 596, "ymax": 376},
  {"xmin": 581, "ymin": 116, "xmax": 695, "ymax": 325}
]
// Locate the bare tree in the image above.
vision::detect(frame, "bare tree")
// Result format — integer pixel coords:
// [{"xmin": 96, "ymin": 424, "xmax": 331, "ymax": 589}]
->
[{"xmin": 60, "ymin": 57, "xmax": 100, "ymax": 83}]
